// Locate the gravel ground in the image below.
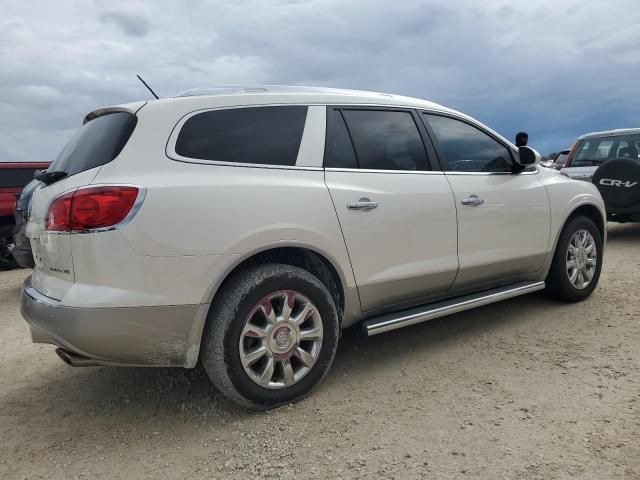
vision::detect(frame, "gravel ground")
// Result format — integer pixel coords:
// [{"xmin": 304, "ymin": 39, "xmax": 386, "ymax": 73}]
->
[{"xmin": 1, "ymin": 223, "xmax": 639, "ymax": 480}]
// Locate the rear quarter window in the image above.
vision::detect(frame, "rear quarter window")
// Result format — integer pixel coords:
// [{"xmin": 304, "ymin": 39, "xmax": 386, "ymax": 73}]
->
[
  {"xmin": 48, "ymin": 112, "xmax": 137, "ymax": 177},
  {"xmin": 174, "ymin": 106, "xmax": 308, "ymax": 166}
]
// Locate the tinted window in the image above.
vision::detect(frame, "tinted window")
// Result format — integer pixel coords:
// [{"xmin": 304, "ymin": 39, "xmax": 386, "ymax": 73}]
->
[
  {"xmin": 424, "ymin": 114, "xmax": 513, "ymax": 172},
  {"xmin": 16, "ymin": 179, "xmax": 41, "ymax": 211},
  {"xmin": 175, "ymin": 106, "xmax": 308, "ymax": 166},
  {"xmin": 0, "ymin": 167, "xmax": 41, "ymax": 188},
  {"xmin": 49, "ymin": 112, "xmax": 137, "ymax": 178},
  {"xmin": 325, "ymin": 110, "xmax": 357, "ymax": 169},
  {"xmin": 341, "ymin": 110, "xmax": 429, "ymax": 171},
  {"xmin": 554, "ymin": 152, "xmax": 568, "ymax": 166},
  {"xmin": 570, "ymin": 134, "xmax": 640, "ymax": 167}
]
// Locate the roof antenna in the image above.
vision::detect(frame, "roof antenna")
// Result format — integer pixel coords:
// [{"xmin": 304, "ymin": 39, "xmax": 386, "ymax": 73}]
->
[{"xmin": 136, "ymin": 74, "xmax": 159, "ymax": 99}]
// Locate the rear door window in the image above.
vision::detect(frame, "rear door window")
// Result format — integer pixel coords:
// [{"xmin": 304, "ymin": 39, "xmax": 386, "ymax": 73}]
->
[
  {"xmin": 612, "ymin": 138, "xmax": 640, "ymax": 160},
  {"xmin": 325, "ymin": 110, "xmax": 358, "ymax": 169},
  {"xmin": 175, "ymin": 106, "xmax": 308, "ymax": 166},
  {"xmin": 338, "ymin": 109, "xmax": 429, "ymax": 171},
  {"xmin": 48, "ymin": 112, "xmax": 137, "ymax": 177}
]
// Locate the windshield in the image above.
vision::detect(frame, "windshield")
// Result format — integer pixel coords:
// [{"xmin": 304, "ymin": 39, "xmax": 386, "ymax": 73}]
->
[
  {"xmin": 555, "ymin": 152, "xmax": 568, "ymax": 166},
  {"xmin": 569, "ymin": 134, "xmax": 640, "ymax": 167},
  {"xmin": 48, "ymin": 112, "xmax": 137, "ymax": 178}
]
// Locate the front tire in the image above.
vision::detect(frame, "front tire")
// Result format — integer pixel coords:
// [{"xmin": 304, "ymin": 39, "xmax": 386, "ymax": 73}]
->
[
  {"xmin": 201, "ymin": 263, "xmax": 339, "ymax": 410},
  {"xmin": 546, "ymin": 215, "xmax": 603, "ymax": 302}
]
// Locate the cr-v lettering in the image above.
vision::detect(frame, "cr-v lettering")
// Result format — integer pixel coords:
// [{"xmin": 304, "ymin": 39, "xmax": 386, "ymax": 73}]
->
[{"xmin": 599, "ymin": 178, "xmax": 638, "ymax": 188}]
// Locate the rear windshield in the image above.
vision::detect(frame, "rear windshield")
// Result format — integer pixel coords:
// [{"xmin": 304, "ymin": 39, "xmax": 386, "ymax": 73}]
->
[
  {"xmin": 174, "ymin": 106, "xmax": 308, "ymax": 166},
  {"xmin": 48, "ymin": 112, "xmax": 137, "ymax": 177},
  {"xmin": 569, "ymin": 134, "xmax": 640, "ymax": 167}
]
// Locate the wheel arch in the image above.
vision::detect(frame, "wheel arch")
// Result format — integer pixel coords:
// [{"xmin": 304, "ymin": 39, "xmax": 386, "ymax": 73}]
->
[
  {"xmin": 567, "ymin": 203, "xmax": 606, "ymax": 244},
  {"xmin": 542, "ymin": 200, "xmax": 606, "ymax": 280},
  {"xmin": 185, "ymin": 243, "xmax": 353, "ymax": 367}
]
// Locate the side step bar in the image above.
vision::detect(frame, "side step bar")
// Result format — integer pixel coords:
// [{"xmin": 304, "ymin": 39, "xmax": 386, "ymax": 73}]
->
[{"xmin": 363, "ymin": 281, "xmax": 545, "ymax": 336}]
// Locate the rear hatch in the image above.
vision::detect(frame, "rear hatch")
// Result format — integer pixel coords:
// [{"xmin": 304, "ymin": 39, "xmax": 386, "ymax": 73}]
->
[{"xmin": 27, "ymin": 106, "xmax": 142, "ymax": 300}]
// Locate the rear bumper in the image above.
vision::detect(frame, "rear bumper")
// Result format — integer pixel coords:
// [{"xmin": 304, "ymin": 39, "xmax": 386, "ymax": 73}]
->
[
  {"xmin": 21, "ymin": 276, "xmax": 208, "ymax": 367},
  {"xmin": 605, "ymin": 202, "xmax": 640, "ymax": 215}
]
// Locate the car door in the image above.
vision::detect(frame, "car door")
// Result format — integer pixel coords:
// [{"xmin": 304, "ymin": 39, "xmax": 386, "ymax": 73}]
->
[
  {"xmin": 323, "ymin": 107, "xmax": 459, "ymax": 312},
  {"xmin": 422, "ymin": 113, "xmax": 551, "ymax": 290}
]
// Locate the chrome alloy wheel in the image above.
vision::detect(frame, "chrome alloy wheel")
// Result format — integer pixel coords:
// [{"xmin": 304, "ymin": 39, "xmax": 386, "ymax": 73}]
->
[
  {"xmin": 239, "ymin": 290, "xmax": 323, "ymax": 389},
  {"xmin": 566, "ymin": 229, "xmax": 597, "ymax": 290}
]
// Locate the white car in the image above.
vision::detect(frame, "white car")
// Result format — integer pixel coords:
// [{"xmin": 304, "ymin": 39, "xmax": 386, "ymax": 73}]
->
[{"xmin": 22, "ymin": 86, "xmax": 606, "ymax": 409}]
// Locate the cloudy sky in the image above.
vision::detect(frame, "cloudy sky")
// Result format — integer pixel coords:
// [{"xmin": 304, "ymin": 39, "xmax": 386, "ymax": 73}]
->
[{"xmin": 1, "ymin": 0, "xmax": 639, "ymax": 162}]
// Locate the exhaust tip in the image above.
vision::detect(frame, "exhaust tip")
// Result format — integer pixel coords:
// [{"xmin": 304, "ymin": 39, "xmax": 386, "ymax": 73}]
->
[
  {"xmin": 55, "ymin": 348, "xmax": 101, "ymax": 367},
  {"xmin": 56, "ymin": 348, "xmax": 74, "ymax": 365}
]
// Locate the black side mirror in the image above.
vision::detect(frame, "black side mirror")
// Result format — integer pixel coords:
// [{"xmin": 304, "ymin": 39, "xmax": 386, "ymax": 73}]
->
[{"xmin": 517, "ymin": 146, "xmax": 541, "ymax": 167}]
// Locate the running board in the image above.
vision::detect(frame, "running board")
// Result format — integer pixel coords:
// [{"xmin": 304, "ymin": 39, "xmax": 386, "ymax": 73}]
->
[{"xmin": 363, "ymin": 281, "xmax": 545, "ymax": 336}]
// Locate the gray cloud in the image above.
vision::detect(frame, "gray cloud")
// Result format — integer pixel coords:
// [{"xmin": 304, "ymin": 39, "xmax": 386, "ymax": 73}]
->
[
  {"xmin": 99, "ymin": 11, "xmax": 151, "ymax": 38},
  {"xmin": 0, "ymin": 0, "xmax": 639, "ymax": 161}
]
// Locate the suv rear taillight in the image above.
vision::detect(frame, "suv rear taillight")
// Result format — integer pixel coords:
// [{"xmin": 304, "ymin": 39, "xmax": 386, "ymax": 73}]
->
[{"xmin": 46, "ymin": 186, "xmax": 142, "ymax": 232}]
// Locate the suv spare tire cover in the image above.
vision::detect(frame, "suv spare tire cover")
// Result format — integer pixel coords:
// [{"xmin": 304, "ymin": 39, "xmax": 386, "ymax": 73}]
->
[{"xmin": 592, "ymin": 158, "xmax": 640, "ymax": 209}]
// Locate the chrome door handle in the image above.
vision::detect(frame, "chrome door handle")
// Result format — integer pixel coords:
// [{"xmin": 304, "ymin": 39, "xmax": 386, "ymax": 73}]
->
[
  {"xmin": 347, "ymin": 198, "xmax": 378, "ymax": 211},
  {"xmin": 461, "ymin": 195, "xmax": 484, "ymax": 206}
]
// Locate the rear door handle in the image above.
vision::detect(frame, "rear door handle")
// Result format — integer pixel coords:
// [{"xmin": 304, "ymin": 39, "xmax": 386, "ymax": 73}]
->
[
  {"xmin": 461, "ymin": 195, "xmax": 484, "ymax": 206},
  {"xmin": 347, "ymin": 198, "xmax": 378, "ymax": 211}
]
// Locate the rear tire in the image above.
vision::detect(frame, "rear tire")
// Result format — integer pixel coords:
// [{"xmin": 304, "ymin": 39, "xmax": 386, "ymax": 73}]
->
[
  {"xmin": 0, "ymin": 226, "xmax": 18, "ymax": 271},
  {"xmin": 546, "ymin": 215, "xmax": 603, "ymax": 302},
  {"xmin": 201, "ymin": 263, "xmax": 339, "ymax": 410}
]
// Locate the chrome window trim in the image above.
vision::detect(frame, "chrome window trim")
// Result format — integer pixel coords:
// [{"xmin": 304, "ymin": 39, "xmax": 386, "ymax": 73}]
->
[
  {"xmin": 44, "ymin": 184, "xmax": 147, "ymax": 235},
  {"xmin": 165, "ymin": 102, "xmax": 455, "ymax": 171},
  {"xmin": 162, "ymin": 157, "xmax": 324, "ymax": 171},
  {"xmin": 325, "ymin": 168, "xmax": 444, "ymax": 175},
  {"xmin": 444, "ymin": 169, "xmax": 539, "ymax": 176}
]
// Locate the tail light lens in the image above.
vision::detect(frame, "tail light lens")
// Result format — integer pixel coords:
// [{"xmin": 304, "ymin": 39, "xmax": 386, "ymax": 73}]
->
[
  {"xmin": 46, "ymin": 186, "xmax": 141, "ymax": 232},
  {"xmin": 46, "ymin": 192, "xmax": 74, "ymax": 232}
]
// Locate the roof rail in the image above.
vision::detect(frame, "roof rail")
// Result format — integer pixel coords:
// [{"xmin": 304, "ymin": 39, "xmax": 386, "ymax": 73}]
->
[{"xmin": 176, "ymin": 85, "xmax": 395, "ymax": 98}]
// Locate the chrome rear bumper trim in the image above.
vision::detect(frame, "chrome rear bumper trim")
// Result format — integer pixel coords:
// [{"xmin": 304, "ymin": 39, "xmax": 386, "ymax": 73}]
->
[
  {"xmin": 23, "ymin": 277, "xmax": 61, "ymax": 307},
  {"xmin": 364, "ymin": 281, "xmax": 545, "ymax": 336}
]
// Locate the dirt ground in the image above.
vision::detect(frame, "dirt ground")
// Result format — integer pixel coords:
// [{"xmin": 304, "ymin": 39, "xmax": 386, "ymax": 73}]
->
[{"xmin": 1, "ymin": 223, "xmax": 639, "ymax": 480}]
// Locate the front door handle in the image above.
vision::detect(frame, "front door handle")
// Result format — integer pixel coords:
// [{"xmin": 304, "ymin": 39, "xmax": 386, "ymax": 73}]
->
[
  {"xmin": 461, "ymin": 195, "xmax": 484, "ymax": 206},
  {"xmin": 347, "ymin": 198, "xmax": 378, "ymax": 211}
]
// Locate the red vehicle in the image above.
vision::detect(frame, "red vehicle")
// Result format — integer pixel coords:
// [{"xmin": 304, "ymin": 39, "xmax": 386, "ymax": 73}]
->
[{"xmin": 0, "ymin": 162, "xmax": 50, "ymax": 269}]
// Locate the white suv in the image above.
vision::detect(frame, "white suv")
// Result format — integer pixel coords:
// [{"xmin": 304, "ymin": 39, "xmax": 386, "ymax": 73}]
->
[{"xmin": 22, "ymin": 86, "xmax": 606, "ymax": 409}]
